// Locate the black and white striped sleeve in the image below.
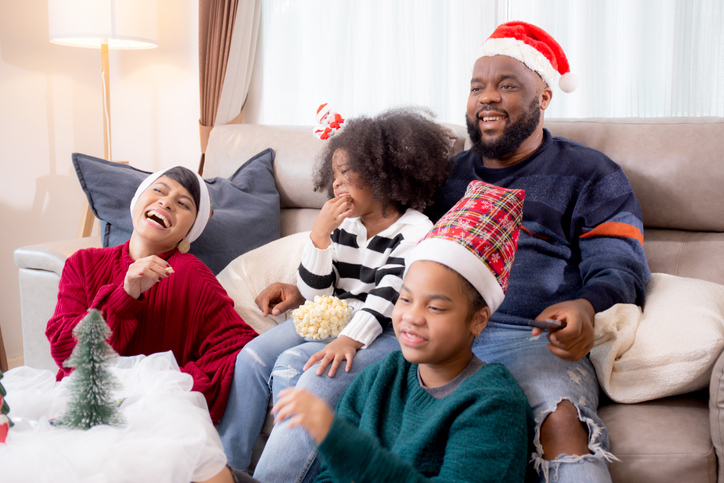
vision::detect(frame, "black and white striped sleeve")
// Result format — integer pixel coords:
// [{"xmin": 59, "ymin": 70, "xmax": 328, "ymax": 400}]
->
[
  {"xmin": 296, "ymin": 236, "xmax": 337, "ymax": 301},
  {"xmin": 338, "ymin": 237, "xmax": 417, "ymax": 348}
]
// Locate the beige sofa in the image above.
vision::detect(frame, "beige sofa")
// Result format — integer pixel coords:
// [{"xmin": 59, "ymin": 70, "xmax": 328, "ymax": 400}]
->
[{"xmin": 15, "ymin": 117, "xmax": 724, "ymax": 482}]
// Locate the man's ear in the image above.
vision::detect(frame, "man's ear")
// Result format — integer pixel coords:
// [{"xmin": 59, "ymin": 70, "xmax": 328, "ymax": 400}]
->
[
  {"xmin": 540, "ymin": 87, "xmax": 553, "ymax": 111},
  {"xmin": 471, "ymin": 306, "xmax": 490, "ymax": 338}
]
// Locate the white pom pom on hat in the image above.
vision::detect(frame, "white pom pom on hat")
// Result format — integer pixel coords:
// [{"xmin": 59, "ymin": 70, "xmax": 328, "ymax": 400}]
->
[
  {"xmin": 477, "ymin": 21, "xmax": 578, "ymax": 93},
  {"xmin": 558, "ymin": 72, "xmax": 579, "ymax": 93}
]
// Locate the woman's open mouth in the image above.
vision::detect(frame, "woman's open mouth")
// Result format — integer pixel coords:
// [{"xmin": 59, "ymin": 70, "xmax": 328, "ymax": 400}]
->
[{"xmin": 145, "ymin": 209, "xmax": 171, "ymax": 228}]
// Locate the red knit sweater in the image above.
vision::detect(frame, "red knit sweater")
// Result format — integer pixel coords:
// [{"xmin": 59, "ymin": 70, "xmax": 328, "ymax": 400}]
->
[{"xmin": 46, "ymin": 241, "xmax": 257, "ymax": 423}]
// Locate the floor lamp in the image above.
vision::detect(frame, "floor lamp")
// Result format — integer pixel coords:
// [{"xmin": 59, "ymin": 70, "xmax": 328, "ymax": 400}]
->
[{"xmin": 48, "ymin": 0, "xmax": 158, "ymax": 238}]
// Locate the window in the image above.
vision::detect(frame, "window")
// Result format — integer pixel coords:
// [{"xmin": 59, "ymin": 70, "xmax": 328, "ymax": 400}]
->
[{"xmin": 250, "ymin": 0, "xmax": 724, "ymax": 124}]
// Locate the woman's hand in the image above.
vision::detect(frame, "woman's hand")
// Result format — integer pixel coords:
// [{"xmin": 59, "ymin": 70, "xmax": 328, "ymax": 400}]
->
[
  {"xmin": 123, "ymin": 255, "xmax": 171, "ymax": 299},
  {"xmin": 304, "ymin": 335, "xmax": 364, "ymax": 377},
  {"xmin": 310, "ymin": 195, "xmax": 352, "ymax": 249},
  {"xmin": 255, "ymin": 282, "xmax": 305, "ymax": 317},
  {"xmin": 272, "ymin": 388, "xmax": 334, "ymax": 444}
]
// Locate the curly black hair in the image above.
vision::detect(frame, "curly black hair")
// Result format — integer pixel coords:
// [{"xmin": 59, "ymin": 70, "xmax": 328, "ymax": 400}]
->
[{"xmin": 314, "ymin": 107, "xmax": 455, "ymax": 213}]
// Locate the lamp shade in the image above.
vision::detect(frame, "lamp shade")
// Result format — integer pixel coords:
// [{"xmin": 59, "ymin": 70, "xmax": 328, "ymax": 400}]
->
[{"xmin": 48, "ymin": 0, "xmax": 157, "ymax": 49}]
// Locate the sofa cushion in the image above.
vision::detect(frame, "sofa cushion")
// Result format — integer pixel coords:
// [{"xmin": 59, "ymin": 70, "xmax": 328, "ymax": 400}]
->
[
  {"xmin": 591, "ymin": 273, "xmax": 724, "ymax": 403},
  {"xmin": 217, "ymin": 231, "xmax": 308, "ymax": 334},
  {"xmin": 544, "ymin": 118, "xmax": 724, "ymax": 232},
  {"xmin": 72, "ymin": 150, "xmax": 280, "ymax": 274},
  {"xmin": 599, "ymin": 395, "xmax": 715, "ymax": 483}
]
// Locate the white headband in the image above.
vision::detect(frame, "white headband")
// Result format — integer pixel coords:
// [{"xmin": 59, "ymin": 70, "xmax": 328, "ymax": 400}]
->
[{"xmin": 129, "ymin": 165, "xmax": 212, "ymax": 244}]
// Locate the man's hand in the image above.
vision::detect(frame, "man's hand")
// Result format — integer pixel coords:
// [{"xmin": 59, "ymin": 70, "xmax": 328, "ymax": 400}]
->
[
  {"xmin": 255, "ymin": 282, "xmax": 305, "ymax": 317},
  {"xmin": 272, "ymin": 388, "xmax": 334, "ymax": 444},
  {"xmin": 532, "ymin": 299, "xmax": 595, "ymax": 361},
  {"xmin": 310, "ymin": 195, "xmax": 352, "ymax": 249},
  {"xmin": 304, "ymin": 335, "xmax": 364, "ymax": 377},
  {"xmin": 123, "ymin": 255, "xmax": 171, "ymax": 299}
]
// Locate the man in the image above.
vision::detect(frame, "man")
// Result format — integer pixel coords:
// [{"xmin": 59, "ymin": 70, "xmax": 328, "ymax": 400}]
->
[{"xmin": 425, "ymin": 22, "xmax": 650, "ymax": 482}]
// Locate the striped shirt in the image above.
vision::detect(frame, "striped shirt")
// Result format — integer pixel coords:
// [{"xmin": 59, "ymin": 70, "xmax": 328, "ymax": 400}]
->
[{"xmin": 297, "ymin": 209, "xmax": 433, "ymax": 348}]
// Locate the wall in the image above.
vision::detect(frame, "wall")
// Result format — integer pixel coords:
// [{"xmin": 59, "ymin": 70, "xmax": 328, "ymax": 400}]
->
[{"xmin": 0, "ymin": 0, "xmax": 200, "ymax": 366}]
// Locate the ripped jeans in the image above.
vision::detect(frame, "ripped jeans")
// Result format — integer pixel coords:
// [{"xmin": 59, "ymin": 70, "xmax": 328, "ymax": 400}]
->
[
  {"xmin": 474, "ymin": 322, "xmax": 615, "ymax": 483},
  {"xmin": 217, "ymin": 319, "xmax": 400, "ymax": 478}
]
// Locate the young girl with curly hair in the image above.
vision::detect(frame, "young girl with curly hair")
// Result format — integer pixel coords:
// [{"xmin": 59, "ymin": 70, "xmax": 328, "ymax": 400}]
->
[{"xmin": 218, "ymin": 108, "xmax": 456, "ymax": 478}]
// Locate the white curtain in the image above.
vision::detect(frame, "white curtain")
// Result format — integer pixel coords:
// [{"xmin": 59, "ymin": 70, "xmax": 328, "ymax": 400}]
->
[
  {"xmin": 249, "ymin": 0, "xmax": 724, "ymax": 125},
  {"xmin": 216, "ymin": 0, "xmax": 262, "ymax": 125}
]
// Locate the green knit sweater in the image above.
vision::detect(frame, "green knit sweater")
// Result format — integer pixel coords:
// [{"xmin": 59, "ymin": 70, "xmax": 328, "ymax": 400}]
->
[{"xmin": 314, "ymin": 351, "xmax": 533, "ymax": 483}]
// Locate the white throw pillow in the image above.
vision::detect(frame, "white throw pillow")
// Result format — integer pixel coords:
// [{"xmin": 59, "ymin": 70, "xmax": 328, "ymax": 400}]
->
[
  {"xmin": 217, "ymin": 232, "xmax": 310, "ymax": 334},
  {"xmin": 591, "ymin": 272, "xmax": 724, "ymax": 403}
]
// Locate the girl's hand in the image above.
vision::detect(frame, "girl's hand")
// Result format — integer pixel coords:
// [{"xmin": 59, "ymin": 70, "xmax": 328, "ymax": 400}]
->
[
  {"xmin": 123, "ymin": 255, "xmax": 171, "ymax": 299},
  {"xmin": 304, "ymin": 335, "xmax": 364, "ymax": 377},
  {"xmin": 310, "ymin": 195, "xmax": 352, "ymax": 249},
  {"xmin": 272, "ymin": 388, "xmax": 334, "ymax": 444}
]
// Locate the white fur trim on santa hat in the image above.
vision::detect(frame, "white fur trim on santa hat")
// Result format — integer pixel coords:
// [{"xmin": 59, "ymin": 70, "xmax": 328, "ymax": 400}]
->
[
  {"xmin": 404, "ymin": 237, "xmax": 506, "ymax": 314},
  {"xmin": 130, "ymin": 165, "xmax": 211, "ymax": 244},
  {"xmin": 478, "ymin": 37, "xmax": 559, "ymax": 90}
]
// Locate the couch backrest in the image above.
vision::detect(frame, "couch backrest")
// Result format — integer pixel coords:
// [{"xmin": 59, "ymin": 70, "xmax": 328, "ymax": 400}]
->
[
  {"xmin": 543, "ymin": 118, "xmax": 724, "ymax": 232},
  {"xmin": 205, "ymin": 117, "xmax": 724, "ymax": 285}
]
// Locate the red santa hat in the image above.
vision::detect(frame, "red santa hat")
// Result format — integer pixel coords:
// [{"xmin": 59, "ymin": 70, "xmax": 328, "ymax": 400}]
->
[
  {"xmin": 477, "ymin": 21, "xmax": 579, "ymax": 93},
  {"xmin": 316, "ymin": 103, "xmax": 332, "ymax": 124},
  {"xmin": 405, "ymin": 181, "xmax": 524, "ymax": 314}
]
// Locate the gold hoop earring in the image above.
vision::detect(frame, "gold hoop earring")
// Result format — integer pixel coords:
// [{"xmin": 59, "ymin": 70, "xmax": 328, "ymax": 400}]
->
[{"xmin": 178, "ymin": 239, "xmax": 190, "ymax": 254}]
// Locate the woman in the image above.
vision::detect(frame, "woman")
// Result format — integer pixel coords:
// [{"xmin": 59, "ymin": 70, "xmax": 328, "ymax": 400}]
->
[{"xmin": 46, "ymin": 166, "xmax": 257, "ymax": 423}]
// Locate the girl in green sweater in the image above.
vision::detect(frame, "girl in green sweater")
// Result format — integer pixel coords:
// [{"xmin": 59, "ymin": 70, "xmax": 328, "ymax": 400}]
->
[{"xmin": 269, "ymin": 180, "xmax": 534, "ymax": 483}]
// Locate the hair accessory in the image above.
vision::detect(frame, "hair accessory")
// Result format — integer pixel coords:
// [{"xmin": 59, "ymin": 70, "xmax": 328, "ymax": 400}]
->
[
  {"xmin": 405, "ymin": 181, "xmax": 525, "ymax": 314},
  {"xmin": 129, "ymin": 165, "xmax": 211, "ymax": 243},
  {"xmin": 313, "ymin": 103, "xmax": 345, "ymax": 140},
  {"xmin": 177, "ymin": 238, "xmax": 190, "ymax": 254},
  {"xmin": 477, "ymin": 21, "xmax": 578, "ymax": 93}
]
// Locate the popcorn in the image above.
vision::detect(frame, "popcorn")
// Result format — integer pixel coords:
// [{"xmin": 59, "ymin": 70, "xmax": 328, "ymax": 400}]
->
[{"xmin": 292, "ymin": 295, "xmax": 352, "ymax": 340}]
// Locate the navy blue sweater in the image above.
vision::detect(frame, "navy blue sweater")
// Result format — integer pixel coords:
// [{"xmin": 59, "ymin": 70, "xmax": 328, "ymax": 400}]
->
[{"xmin": 427, "ymin": 129, "xmax": 650, "ymax": 324}]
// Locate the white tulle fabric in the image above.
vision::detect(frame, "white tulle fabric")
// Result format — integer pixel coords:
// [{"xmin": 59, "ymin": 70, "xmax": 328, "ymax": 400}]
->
[{"xmin": 0, "ymin": 352, "xmax": 226, "ymax": 483}]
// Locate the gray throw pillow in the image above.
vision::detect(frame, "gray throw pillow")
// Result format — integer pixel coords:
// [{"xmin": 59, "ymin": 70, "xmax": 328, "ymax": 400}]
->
[{"xmin": 72, "ymin": 150, "xmax": 280, "ymax": 274}]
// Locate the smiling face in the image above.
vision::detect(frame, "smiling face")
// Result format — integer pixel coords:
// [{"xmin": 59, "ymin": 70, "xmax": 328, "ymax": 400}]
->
[
  {"xmin": 331, "ymin": 149, "xmax": 380, "ymax": 220},
  {"xmin": 466, "ymin": 55, "xmax": 552, "ymax": 165},
  {"xmin": 130, "ymin": 176, "xmax": 197, "ymax": 257},
  {"xmin": 392, "ymin": 261, "xmax": 489, "ymax": 385}
]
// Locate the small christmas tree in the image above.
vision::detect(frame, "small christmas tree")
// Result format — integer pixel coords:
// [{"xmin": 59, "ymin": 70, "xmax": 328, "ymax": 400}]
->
[
  {"xmin": 0, "ymin": 370, "xmax": 12, "ymax": 443},
  {"xmin": 57, "ymin": 309, "xmax": 123, "ymax": 429}
]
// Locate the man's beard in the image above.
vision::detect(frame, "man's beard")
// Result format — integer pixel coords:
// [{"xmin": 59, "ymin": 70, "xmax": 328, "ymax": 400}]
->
[{"xmin": 466, "ymin": 98, "xmax": 541, "ymax": 161}]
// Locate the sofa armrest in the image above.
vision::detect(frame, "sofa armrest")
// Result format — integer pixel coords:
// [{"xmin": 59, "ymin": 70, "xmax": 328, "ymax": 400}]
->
[
  {"xmin": 709, "ymin": 347, "xmax": 724, "ymax": 483},
  {"xmin": 14, "ymin": 236, "xmax": 102, "ymax": 371},
  {"xmin": 14, "ymin": 236, "xmax": 102, "ymax": 276}
]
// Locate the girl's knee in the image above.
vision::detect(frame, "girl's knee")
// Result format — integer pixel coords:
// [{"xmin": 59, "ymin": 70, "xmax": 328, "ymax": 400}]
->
[{"xmin": 275, "ymin": 347, "xmax": 309, "ymax": 369}]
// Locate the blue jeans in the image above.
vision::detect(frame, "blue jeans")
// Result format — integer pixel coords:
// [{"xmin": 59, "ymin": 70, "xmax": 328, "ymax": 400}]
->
[
  {"xmin": 474, "ymin": 322, "xmax": 614, "ymax": 483},
  {"xmin": 217, "ymin": 320, "xmax": 400, "ymax": 479}
]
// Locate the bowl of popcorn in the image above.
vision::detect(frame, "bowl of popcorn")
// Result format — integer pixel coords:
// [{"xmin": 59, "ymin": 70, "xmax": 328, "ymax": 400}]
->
[{"xmin": 292, "ymin": 295, "xmax": 353, "ymax": 340}]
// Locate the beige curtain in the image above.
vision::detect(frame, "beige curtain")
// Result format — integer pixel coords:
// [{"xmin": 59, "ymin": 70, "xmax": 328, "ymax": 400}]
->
[{"xmin": 198, "ymin": 0, "xmax": 261, "ymax": 174}]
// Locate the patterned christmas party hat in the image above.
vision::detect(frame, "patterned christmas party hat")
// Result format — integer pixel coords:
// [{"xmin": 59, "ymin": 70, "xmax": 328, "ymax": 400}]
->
[
  {"xmin": 405, "ymin": 181, "xmax": 524, "ymax": 313},
  {"xmin": 477, "ymin": 21, "xmax": 578, "ymax": 93}
]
